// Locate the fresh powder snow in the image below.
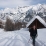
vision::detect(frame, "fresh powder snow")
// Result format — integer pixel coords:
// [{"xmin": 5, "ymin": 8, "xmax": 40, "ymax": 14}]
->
[{"xmin": 0, "ymin": 28, "xmax": 46, "ymax": 46}]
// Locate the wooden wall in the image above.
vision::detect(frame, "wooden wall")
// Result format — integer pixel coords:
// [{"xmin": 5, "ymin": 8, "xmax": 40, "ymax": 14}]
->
[{"xmin": 28, "ymin": 19, "xmax": 45, "ymax": 29}]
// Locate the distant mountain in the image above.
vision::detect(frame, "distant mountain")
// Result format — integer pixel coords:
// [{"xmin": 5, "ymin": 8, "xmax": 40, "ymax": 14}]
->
[
  {"xmin": 23, "ymin": 4, "xmax": 46, "ymax": 22},
  {"xmin": 0, "ymin": 7, "xmax": 30, "ymax": 22},
  {"xmin": 0, "ymin": 4, "xmax": 46, "ymax": 23}
]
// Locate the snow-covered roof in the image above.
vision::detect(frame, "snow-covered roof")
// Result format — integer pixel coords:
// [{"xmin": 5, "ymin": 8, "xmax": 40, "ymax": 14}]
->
[{"xmin": 26, "ymin": 16, "xmax": 46, "ymax": 27}]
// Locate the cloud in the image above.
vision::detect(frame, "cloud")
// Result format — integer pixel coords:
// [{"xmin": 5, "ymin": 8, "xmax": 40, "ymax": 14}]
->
[
  {"xmin": 31, "ymin": 0, "xmax": 46, "ymax": 5},
  {"xmin": 0, "ymin": 0, "xmax": 32, "ymax": 8},
  {"xmin": 0, "ymin": 0, "xmax": 46, "ymax": 9}
]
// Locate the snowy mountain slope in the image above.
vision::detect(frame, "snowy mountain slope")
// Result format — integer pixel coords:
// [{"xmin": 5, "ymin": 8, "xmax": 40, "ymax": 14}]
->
[
  {"xmin": 0, "ymin": 6, "xmax": 31, "ymax": 22},
  {"xmin": 0, "ymin": 28, "xmax": 46, "ymax": 46},
  {"xmin": 24, "ymin": 4, "xmax": 46, "ymax": 22},
  {"xmin": 0, "ymin": 4, "xmax": 46, "ymax": 22}
]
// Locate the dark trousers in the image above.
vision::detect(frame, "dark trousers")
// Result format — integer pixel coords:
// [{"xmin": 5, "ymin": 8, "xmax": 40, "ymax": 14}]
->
[{"xmin": 32, "ymin": 36, "xmax": 35, "ymax": 46}]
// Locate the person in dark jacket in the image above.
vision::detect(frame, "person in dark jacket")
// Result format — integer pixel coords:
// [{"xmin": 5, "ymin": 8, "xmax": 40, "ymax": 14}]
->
[{"xmin": 29, "ymin": 25, "xmax": 38, "ymax": 46}]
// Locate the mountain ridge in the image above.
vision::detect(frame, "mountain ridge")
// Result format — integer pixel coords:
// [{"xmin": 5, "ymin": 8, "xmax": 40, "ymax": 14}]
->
[{"xmin": 0, "ymin": 4, "xmax": 46, "ymax": 22}]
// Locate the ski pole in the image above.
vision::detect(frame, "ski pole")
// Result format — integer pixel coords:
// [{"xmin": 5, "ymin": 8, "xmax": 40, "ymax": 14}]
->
[{"xmin": 28, "ymin": 39, "xmax": 30, "ymax": 43}]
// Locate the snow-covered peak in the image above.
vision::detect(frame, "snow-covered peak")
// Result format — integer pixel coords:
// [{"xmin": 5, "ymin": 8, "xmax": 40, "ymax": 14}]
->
[
  {"xmin": 0, "ymin": 4, "xmax": 46, "ymax": 13},
  {"xmin": 3, "ymin": 8, "xmax": 16, "ymax": 14},
  {"xmin": 0, "ymin": 4, "xmax": 46, "ymax": 23}
]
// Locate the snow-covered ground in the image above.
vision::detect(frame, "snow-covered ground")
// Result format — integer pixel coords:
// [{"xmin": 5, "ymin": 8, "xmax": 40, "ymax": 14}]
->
[{"xmin": 0, "ymin": 28, "xmax": 46, "ymax": 46}]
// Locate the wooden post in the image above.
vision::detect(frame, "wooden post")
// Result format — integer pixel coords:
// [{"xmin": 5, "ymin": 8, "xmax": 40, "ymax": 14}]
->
[{"xmin": 36, "ymin": 19, "xmax": 37, "ymax": 29}]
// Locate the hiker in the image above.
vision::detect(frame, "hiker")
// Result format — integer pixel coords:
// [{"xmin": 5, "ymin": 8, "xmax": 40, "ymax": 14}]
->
[{"xmin": 29, "ymin": 25, "xmax": 38, "ymax": 46}]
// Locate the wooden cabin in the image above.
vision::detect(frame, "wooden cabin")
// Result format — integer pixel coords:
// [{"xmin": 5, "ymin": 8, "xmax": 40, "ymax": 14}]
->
[{"xmin": 26, "ymin": 16, "xmax": 46, "ymax": 29}]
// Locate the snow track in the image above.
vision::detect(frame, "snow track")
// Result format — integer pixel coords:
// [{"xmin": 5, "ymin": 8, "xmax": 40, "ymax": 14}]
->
[
  {"xmin": 18, "ymin": 31, "xmax": 46, "ymax": 46},
  {"xmin": 0, "ymin": 29, "xmax": 46, "ymax": 46}
]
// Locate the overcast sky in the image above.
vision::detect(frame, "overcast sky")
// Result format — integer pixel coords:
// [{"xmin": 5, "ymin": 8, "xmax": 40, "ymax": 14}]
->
[{"xmin": 0, "ymin": 0, "xmax": 46, "ymax": 9}]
